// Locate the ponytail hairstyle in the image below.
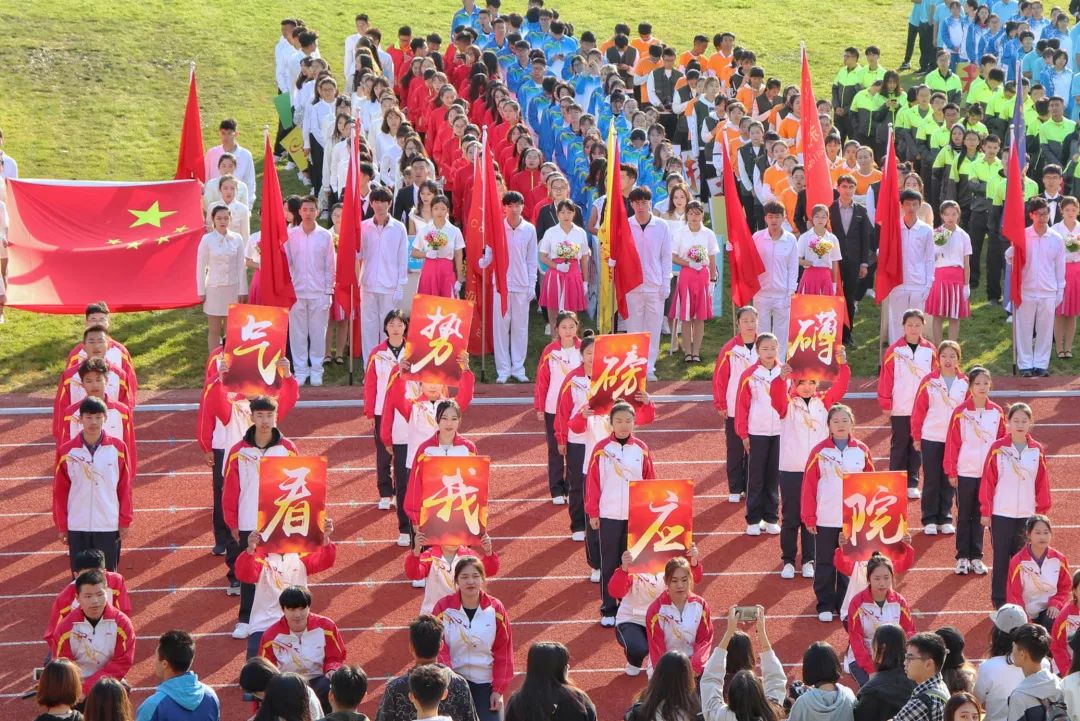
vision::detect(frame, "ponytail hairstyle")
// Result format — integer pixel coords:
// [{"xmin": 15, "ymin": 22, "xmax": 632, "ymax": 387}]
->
[
  {"xmin": 966, "ymin": 366, "xmax": 991, "ymax": 386},
  {"xmin": 827, "ymin": 403, "xmax": 855, "ymax": 426},
  {"xmin": 579, "ymin": 329, "xmax": 597, "ymax": 353},
  {"xmin": 865, "ymin": 551, "xmax": 895, "ymax": 582},
  {"xmin": 609, "ymin": 400, "xmax": 635, "ymax": 424}
]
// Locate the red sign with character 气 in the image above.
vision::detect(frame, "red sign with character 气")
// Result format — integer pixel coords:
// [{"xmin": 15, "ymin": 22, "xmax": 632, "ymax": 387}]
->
[
  {"xmin": 418, "ymin": 455, "xmax": 490, "ymax": 546},
  {"xmin": 626, "ymin": 479, "xmax": 693, "ymax": 574},
  {"xmin": 588, "ymin": 332, "xmax": 649, "ymax": 414},
  {"xmin": 257, "ymin": 456, "xmax": 327, "ymax": 554},
  {"xmin": 224, "ymin": 304, "xmax": 289, "ymax": 395},
  {"xmin": 405, "ymin": 294, "xmax": 475, "ymax": 386},
  {"xmin": 842, "ymin": 471, "xmax": 908, "ymax": 562},
  {"xmin": 787, "ymin": 294, "xmax": 844, "ymax": 381}
]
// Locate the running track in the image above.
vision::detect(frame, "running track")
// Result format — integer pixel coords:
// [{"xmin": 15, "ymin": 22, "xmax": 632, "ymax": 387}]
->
[{"xmin": 3, "ymin": 378, "xmax": 1080, "ymax": 719}]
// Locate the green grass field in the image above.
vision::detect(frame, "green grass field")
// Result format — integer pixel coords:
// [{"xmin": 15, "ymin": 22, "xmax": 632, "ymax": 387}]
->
[{"xmin": 3, "ymin": 0, "xmax": 1073, "ymax": 392}]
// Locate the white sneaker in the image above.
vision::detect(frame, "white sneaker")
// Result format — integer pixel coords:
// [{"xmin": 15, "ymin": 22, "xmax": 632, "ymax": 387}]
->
[
  {"xmin": 646, "ymin": 372, "xmax": 659, "ymax": 382},
  {"xmin": 955, "ymin": 558, "xmax": 970, "ymax": 575},
  {"xmin": 571, "ymin": 531, "xmax": 586, "ymax": 542},
  {"xmin": 728, "ymin": 493, "xmax": 743, "ymax": 503},
  {"xmin": 802, "ymin": 562, "xmax": 815, "ymax": 578},
  {"xmin": 284, "ymin": 161, "xmax": 296, "ymax": 170},
  {"xmin": 294, "ymin": 374, "xmax": 309, "ymax": 386},
  {"xmin": 764, "ymin": 522, "xmax": 781, "ymax": 535},
  {"xmin": 495, "ymin": 376, "xmax": 508, "ymax": 384},
  {"xmin": 589, "ymin": 569, "xmax": 601, "ymax": 583},
  {"xmin": 512, "ymin": 373, "xmax": 530, "ymax": 382},
  {"xmin": 411, "ymin": 578, "xmax": 427, "ymax": 588},
  {"xmin": 940, "ymin": 523, "xmax": 956, "ymax": 534},
  {"xmin": 551, "ymin": 496, "xmax": 567, "ymax": 505},
  {"xmin": 396, "ymin": 533, "xmax": 412, "ymax": 547},
  {"xmin": 780, "ymin": 563, "xmax": 796, "ymax": 579},
  {"xmin": 923, "ymin": 523, "xmax": 938, "ymax": 536},
  {"xmin": 624, "ymin": 663, "xmax": 642, "ymax": 676},
  {"xmin": 232, "ymin": 622, "xmax": 250, "ymax": 639},
  {"xmin": 544, "ymin": 323, "xmax": 551, "ymax": 335},
  {"xmin": 310, "ymin": 374, "xmax": 323, "ymax": 387},
  {"xmin": 908, "ymin": 487, "xmax": 922, "ymax": 499},
  {"xmin": 1006, "ymin": 314, "xmax": 1013, "ymax": 324},
  {"xmin": 600, "ymin": 616, "xmax": 616, "ymax": 627},
  {"xmin": 377, "ymin": 497, "xmax": 393, "ymax": 511},
  {"xmin": 662, "ymin": 319, "xmax": 672, "ymax": 335},
  {"xmin": 971, "ymin": 559, "xmax": 988, "ymax": 575},
  {"xmin": 817, "ymin": 612, "xmax": 834, "ymax": 623},
  {"xmin": 746, "ymin": 523, "xmax": 762, "ymax": 536},
  {"xmin": 864, "ymin": 288, "xmax": 876, "ymax": 299}
]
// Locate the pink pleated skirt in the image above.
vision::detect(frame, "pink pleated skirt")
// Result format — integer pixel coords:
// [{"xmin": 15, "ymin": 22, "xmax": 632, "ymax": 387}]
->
[
  {"xmin": 1057, "ymin": 262, "xmax": 1080, "ymax": 316},
  {"xmin": 925, "ymin": 265, "xmax": 970, "ymax": 319},
  {"xmin": 539, "ymin": 261, "xmax": 587, "ymax": 311},
  {"xmin": 417, "ymin": 257, "xmax": 458, "ymax": 298},
  {"xmin": 797, "ymin": 266, "xmax": 834, "ymax": 295},
  {"xmin": 668, "ymin": 266, "xmax": 713, "ymax": 320},
  {"xmin": 248, "ymin": 269, "xmax": 262, "ymax": 305}
]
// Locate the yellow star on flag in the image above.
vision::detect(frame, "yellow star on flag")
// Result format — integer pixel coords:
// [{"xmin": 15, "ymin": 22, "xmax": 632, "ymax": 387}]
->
[
  {"xmin": 175, "ymin": 225, "xmax": 189, "ymax": 232},
  {"xmin": 156, "ymin": 235, "xmax": 170, "ymax": 245},
  {"xmin": 106, "ymin": 238, "xmax": 121, "ymax": 246},
  {"xmin": 128, "ymin": 201, "xmax": 177, "ymax": 228},
  {"xmin": 127, "ymin": 240, "xmax": 142, "ymax": 250}
]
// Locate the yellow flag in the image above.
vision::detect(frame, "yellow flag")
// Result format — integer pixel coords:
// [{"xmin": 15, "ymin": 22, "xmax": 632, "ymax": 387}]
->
[
  {"xmin": 596, "ymin": 125, "xmax": 618, "ymax": 334},
  {"xmin": 281, "ymin": 126, "xmax": 310, "ymax": 171}
]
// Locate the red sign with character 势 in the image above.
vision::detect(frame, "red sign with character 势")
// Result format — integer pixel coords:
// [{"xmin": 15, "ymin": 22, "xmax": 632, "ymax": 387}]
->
[
  {"xmin": 224, "ymin": 304, "xmax": 289, "ymax": 395},
  {"xmin": 405, "ymin": 294, "xmax": 475, "ymax": 386},
  {"xmin": 588, "ymin": 332, "xmax": 649, "ymax": 414},
  {"xmin": 626, "ymin": 479, "xmax": 693, "ymax": 574},
  {"xmin": 419, "ymin": 455, "xmax": 490, "ymax": 546},
  {"xmin": 257, "ymin": 456, "xmax": 327, "ymax": 554},
  {"xmin": 787, "ymin": 294, "xmax": 844, "ymax": 382},
  {"xmin": 842, "ymin": 471, "xmax": 908, "ymax": 562}
]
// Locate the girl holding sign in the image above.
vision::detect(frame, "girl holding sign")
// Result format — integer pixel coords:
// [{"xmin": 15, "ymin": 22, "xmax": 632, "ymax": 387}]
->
[
  {"xmin": 644, "ymin": 556, "xmax": 715, "ymax": 677},
  {"xmin": 910, "ymin": 341, "xmax": 969, "ymax": 537},
  {"xmin": 404, "ymin": 399, "xmax": 479, "ymax": 529},
  {"xmin": 734, "ymin": 333, "xmax": 784, "ymax": 538},
  {"xmin": 1005, "ymin": 515, "xmax": 1071, "ymax": 631},
  {"xmin": 535, "ymin": 311, "xmax": 584, "ymax": 508},
  {"xmin": 365, "ymin": 310, "xmax": 408, "ymax": 514},
  {"xmin": 610, "ymin": 545, "xmax": 702, "ymax": 677},
  {"xmin": 801, "ymin": 404, "xmax": 875, "ymax": 623},
  {"xmin": 771, "ymin": 347, "xmax": 851, "ymax": 581},
  {"xmin": 405, "ymin": 529, "xmax": 499, "ymax": 615},
  {"xmin": 432, "ymin": 557, "xmax": 515, "ymax": 721},
  {"xmin": 943, "ymin": 367, "xmax": 1004, "ymax": 577},
  {"xmin": 980, "ymin": 403, "xmax": 1052, "ymax": 609},
  {"xmin": 841, "ymin": 553, "xmax": 917, "ymax": 687}
]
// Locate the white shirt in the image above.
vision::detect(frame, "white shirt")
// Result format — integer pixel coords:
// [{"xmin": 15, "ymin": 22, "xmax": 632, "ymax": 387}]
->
[
  {"xmin": 328, "ymin": 138, "xmax": 352, "ymax": 193},
  {"xmin": 205, "ymin": 145, "xmax": 257, "ymax": 206},
  {"xmin": 797, "ymin": 229, "xmax": 843, "ymax": 268},
  {"xmin": 502, "ymin": 219, "xmax": 540, "ymax": 292},
  {"xmin": 0, "ymin": 152, "xmax": 17, "ymax": 180},
  {"xmin": 1051, "ymin": 220, "xmax": 1080, "ymax": 263},
  {"xmin": 900, "ymin": 217, "xmax": 936, "ymax": 289},
  {"xmin": 539, "ymin": 224, "xmax": 590, "ymax": 266},
  {"xmin": 302, "ymin": 99, "xmax": 337, "ymax": 149},
  {"xmin": 629, "ymin": 215, "xmax": 673, "ymax": 288},
  {"xmin": 203, "ymin": 176, "xmax": 251, "ymax": 209},
  {"xmin": 360, "ymin": 216, "xmax": 410, "ymax": 293},
  {"xmin": 672, "ymin": 225, "xmax": 720, "ymax": 266},
  {"xmin": 275, "ymin": 37, "xmax": 295, "ymax": 93},
  {"xmin": 344, "ymin": 33, "xmax": 363, "ymax": 81},
  {"xmin": 196, "ymin": 231, "xmax": 248, "ymax": 293},
  {"xmin": 205, "ymin": 200, "xmax": 250, "ymax": 245},
  {"xmin": 933, "ymin": 225, "xmax": 972, "ymax": 268},
  {"xmin": 1010, "ymin": 226, "xmax": 1067, "ymax": 298},
  {"xmin": 412, "ymin": 221, "xmax": 466, "ymax": 259},
  {"xmin": 752, "ymin": 228, "xmax": 799, "ymax": 296},
  {"xmin": 285, "ymin": 224, "xmax": 336, "ymax": 298}
]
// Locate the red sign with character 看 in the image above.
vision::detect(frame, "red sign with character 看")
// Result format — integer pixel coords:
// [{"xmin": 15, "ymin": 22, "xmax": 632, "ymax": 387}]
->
[
  {"xmin": 224, "ymin": 304, "xmax": 289, "ymax": 395},
  {"xmin": 405, "ymin": 294, "xmax": 475, "ymax": 386},
  {"xmin": 842, "ymin": 471, "xmax": 908, "ymax": 562},
  {"xmin": 418, "ymin": 455, "xmax": 490, "ymax": 546},
  {"xmin": 588, "ymin": 332, "xmax": 650, "ymax": 414},
  {"xmin": 626, "ymin": 479, "xmax": 693, "ymax": 574},
  {"xmin": 787, "ymin": 294, "xmax": 844, "ymax": 382},
  {"xmin": 257, "ymin": 456, "xmax": 327, "ymax": 554}
]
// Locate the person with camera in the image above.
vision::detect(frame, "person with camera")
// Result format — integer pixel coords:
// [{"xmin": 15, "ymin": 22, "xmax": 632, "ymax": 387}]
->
[{"xmin": 701, "ymin": 605, "xmax": 786, "ymax": 721}]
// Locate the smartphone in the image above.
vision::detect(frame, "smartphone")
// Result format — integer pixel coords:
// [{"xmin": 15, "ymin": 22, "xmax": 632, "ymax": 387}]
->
[{"xmin": 735, "ymin": 605, "xmax": 759, "ymax": 622}]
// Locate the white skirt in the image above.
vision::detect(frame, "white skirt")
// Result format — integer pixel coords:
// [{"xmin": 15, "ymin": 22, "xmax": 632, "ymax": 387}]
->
[{"xmin": 203, "ymin": 284, "xmax": 239, "ymax": 316}]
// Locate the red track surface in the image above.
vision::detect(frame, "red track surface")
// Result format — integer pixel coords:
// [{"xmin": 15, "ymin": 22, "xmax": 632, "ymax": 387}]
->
[{"xmin": 3, "ymin": 382, "xmax": 1080, "ymax": 719}]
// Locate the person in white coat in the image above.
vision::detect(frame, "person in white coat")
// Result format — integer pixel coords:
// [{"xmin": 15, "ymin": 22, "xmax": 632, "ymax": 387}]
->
[
  {"xmin": 285, "ymin": 197, "xmax": 336, "ymax": 386},
  {"xmin": 888, "ymin": 190, "xmax": 936, "ymax": 344},
  {"xmin": 196, "ymin": 205, "xmax": 248, "ymax": 353},
  {"xmin": 702, "ymin": 606, "xmax": 787, "ymax": 721},
  {"xmin": 360, "ymin": 187, "xmax": 410, "ymax": 363},
  {"xmin": 485, "ymin": 191, "xmax": 538, "ymax": 383},
  {"xmin": 625, "ymin": 186, "xmax": 672, "ymax": 380},
  {"xmin": 752, "ymin": 201, "xmax": 799, "ymax": 360}
]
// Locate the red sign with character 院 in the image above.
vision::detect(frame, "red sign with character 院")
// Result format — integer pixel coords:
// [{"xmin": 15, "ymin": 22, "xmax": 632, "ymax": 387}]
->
[
  {"xmin": 419, "ymin": 455, "xmax": 490, "ymax": 546},
  {"xmin": 842, "ymin": 471, "xmax": 908, "ymax": 562},
  {"xmin": 257, "ymin": 456, "xmax": 327, "ymax": 554},
  {"xmin": 224, "ymin": 303, "xmax": 289, "ymax": 395},
  {"xmin": 627, "ymin": 479, "xmax": 693, "ymax": 574},
  {"xmin": 405, "ymin": 294, "xmax": 475, "ymax": 386},
  {"xmin": 588, "ymin": 332, "xmax": 649, "ymax": 414},
  {"xmin": 787, "ymin": 294, "xmax": 844, "ymax": 381}
]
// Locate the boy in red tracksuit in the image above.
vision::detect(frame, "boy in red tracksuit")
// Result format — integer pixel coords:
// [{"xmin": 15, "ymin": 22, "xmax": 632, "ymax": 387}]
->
[
  {"xmin": 66, "ymin": 301, "xmax": 137, "ymax": 395},
  {"xmin": 43, "ymin": 548, "xmax": 131, "ymax": 649},
  {"xmin": 54, "ymin": 358, "xmax": 137, "ymax": 478},
  {"xmin": 711, "ymin": 306, "xmax": 759, "ymax": 503},
  {"xmin": 53, "ymin": 397, "xmax": 133, "ymax": 573},
  {"xmin": 259, "ymin": 585, "xmax": 346, "ymax": 713},
  {"xmin": 53, "ymin": 569, "xmax": 136, "ymax": 696},
  {"xmin": 54, "ymin": 325, "xmax": 134, "ymax": 421}
]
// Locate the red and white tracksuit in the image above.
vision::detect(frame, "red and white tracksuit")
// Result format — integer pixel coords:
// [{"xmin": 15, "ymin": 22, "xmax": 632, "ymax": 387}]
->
[
  {"xmin": 610, "ymin": 562, "xmax": 705, "ymax": 627},
  {"xmin": 570, "ymin": 398, "xmax": 657, "ymax": 475},
  {"xmin": 877, "ymin": 339, "xmax": 938, "ymax": 416},
  {"xmin": 234, "ymin": 544, "xmax": 337, "ymax": 634},
  {"xmin": 363, "ymin": 341, "xmax": 403, "ymax": 420},
  {"xmin": 770, "ymin": 365, "xmax": 851, "ymax": 473},
  {"xmin": 534, "ymin": 340, "xmax": 583, "ymax": 415},
  {"xmin": 55, "ymin": 398, "xmax": 137, "ymax": 478},
  {"xmin": 404, "ymin": 546, "xmax": 501, "ymax": 613},
  {"xmin": 910, "ymin": 372, "xmax": 969, "ymax": 444},
  {"xmin": 1006, "ymin": 545, "xmax": 1072, "ymax": 618},
  {"xmin": 433, "ymin": 591, "xmax": 515, "ymax": 694},
  {"xmin": 52, "ymin": 434, "xmax": 133, "ymax": 534},
  {"xmin": 944, "ymin": 400, "xmax": 1007, "ymax": 479},
  {"xmin": 43, "ymin": 571, "xmax": 131, "ymax": 647},
  {"xmin": 197, "ymin": 375, "xmax": 299, "ymax": 455},
  {"xmin": 733, "ymin": 362, "xmax": 783, "ymax": 439},
  {"xmin": 980, "ymin": 436, "xmax": 1051, "ymax": 519},
  {"xmin": 54, "ymin": 361, "xmax": 134, "ymax": 422},
  {"xmin": 259, "ymin": 612, "xmax": 347, "ymax": 679},
  {"xmin": 404, "ymin": 432, "xmax": 479, "ymax": 525},
  {"xmin": 67, "ymin": 340, "xmax": 138, "ymax": 401},
  {"xmin": 801, "ymin": 437, "xmax": 876, "ymax": 529},
  {"xmin": 711, "ymin": 337, "xmax": 758, "ymax": 415},
  {"xmin": 645, "ymin": 590, "xmax": 714, "ymax": 675},
  {"xmin": 844, "ymin": 587, "xmax": 916, "ymax": 675},
  {"xmin": 222, "ymin": 429, "xmax": 300, "ymax": 532},
  {"xmin": 53, "ymin": 604, "xmax": 136, "ymax": 695},
  {"xmin": 380, "ymin": 370, "xmax": 476, "ymax": 467},
  {"xmin": 584, "ymin": 435, "xmax": 656, "ymax": 521},
  {"xmin": 1051, "ymin": 602, "xmax": 1080, "ymax": 675}
]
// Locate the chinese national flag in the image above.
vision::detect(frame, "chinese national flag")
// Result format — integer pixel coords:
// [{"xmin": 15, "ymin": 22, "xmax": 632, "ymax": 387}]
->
[
  {"xmin": 465, "ymin": 129, "xmax": 510, "ymax": 355},
  {"xmin": 800, "ymin": 47, "xmax": 833, "ymax": 213},
  {"xmin": 597, "ymin": 127, "xmax": 644, "ymax": 330},
  {"xmin": 720, "ymin": 133, "xmax": 764, "ymax": 307},
  {"xmin": 874, "ymin": 129, "xmax": 903, "ymax": 304},
  {"xmin": 258, "ymin": 134, "xmax": 297, "ymax": 309},
  {"xmin": 334, "ymin": 127, "xmax": 361, "ymax": 329},
  {"xmin": 1003, "ymin": 128, "xmax": 1028, "ymax": 307},
  {"xmin": 175, "ymin": 67, "xmax": 206, "ymax": 183},
  {"xmin": 5, "ymin": 179, "xmax": 203, "ymax": 313}
]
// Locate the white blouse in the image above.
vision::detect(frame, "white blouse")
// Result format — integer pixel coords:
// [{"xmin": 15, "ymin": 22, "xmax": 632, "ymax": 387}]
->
[
  {"xmin": 205, "ymin": 200, "xmax": 250, "ymax": 245},
  {"xmin": 933, "ymin": 225, "xmax": 972, "ymax": 268},
  {"xmin": 412, "ymin": 221, "xmax": 465, "ymax": 259},
  {"xmin": 1051, "ymin": 220, "xmax": 1080, "ymax": 263},
  {"xmin": 797, "ymin": 229, "xmax": 843, "ymax": 268},
  {"xmin": 196, "ymin": 231, "xmax": 248, "ymax": 292},
  {"xmin": 672, "ymin": 225, "xmax": 720, "ymax": 266},
  {"xmin": 539, "ymin": 225, "xmax": 590, "ymax": 267}
]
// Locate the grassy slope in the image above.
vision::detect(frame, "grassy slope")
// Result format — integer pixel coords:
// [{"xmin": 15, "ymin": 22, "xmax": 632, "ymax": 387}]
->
[{"xmin": 3, "ymin": 0, "xmax": 1069, "ymax": 392}]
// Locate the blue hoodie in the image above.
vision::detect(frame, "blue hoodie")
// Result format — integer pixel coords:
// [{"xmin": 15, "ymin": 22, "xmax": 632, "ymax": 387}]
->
[{"xmin": 136, "ymin": 672, "xmax": 220, "ymax": 721}]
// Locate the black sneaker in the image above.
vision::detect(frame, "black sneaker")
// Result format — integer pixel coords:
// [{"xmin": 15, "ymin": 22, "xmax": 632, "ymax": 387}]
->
[
  {"xmin": 211, "ymin": 543, "xmax": 227, "ymax": 557},
  {"xmin": 1034, "ymin": 368, "xmax": 1050, "ymax": 377},
  {"xmin": 899, "ymin": 62, "xmax": 911, "ymax": 70},
  {"xmin": 1020, "ymin": 369, "xmax": 1034, "ymax": 378},
  {"xmin": 226, "ymin": 580, "xmax": 241, "ymax": 596}
]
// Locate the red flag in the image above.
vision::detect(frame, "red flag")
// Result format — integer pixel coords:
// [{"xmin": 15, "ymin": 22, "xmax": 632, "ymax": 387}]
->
[
  {"xmin": 603, "ymin": 137, "xmax": 644, "ymax": 318},
  {"xmin": 258, "ymin": 134, "xmax": 297, "ymax": 308},
  {"xmin": 874, "ymin": 129, "xmax": 903, "ymax": 303},
  {"xmin": 482, "ymin": 130, "xmax": 510, "ymax": 315},
  {"xmin": 720, "ymin": 133, "xmax": 764, "ymax": 307},
  {"xmin": 800, "ymin": 46, "xmax": 833, "ymax": 212},
  {"xmin": 5, "ymin": 179, "xmax": 203, "ymax": 312},
  {"xmin": 175, "ymin": 67, "xmax": 206, "ymax": 183},
  {"xmin": 465, "ymin": 144, "xmax": 492, "ymax": 354},
  {"xmin": 334, "ymin": 126, "xmax": 361, "ymax": 320},
  {"xmin": 1003, "ymin": 128, "xmax": 1027, "ymax": 307}
]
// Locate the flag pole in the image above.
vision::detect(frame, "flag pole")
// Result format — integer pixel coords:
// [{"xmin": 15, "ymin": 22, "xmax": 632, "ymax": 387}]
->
[{"xmin": 879, "ymin": 123, "xmax": 895, "ymax": 370}]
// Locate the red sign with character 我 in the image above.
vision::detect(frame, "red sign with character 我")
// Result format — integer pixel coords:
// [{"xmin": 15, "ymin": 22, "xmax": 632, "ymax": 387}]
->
[
  {"xmin": 405, "ymin": 294, "xmax": 475, "ymax": 386},
  {"xmin": 418, "ymin": 455, "xmax": 490, "ymax": 546},
  {"xmin": 842, "ymin": 471, "xmax": 908, "ymax": 562},
  {"xmin": 224, "ymin": 303, "xmax": 289, "ymax": 395},
  {"xmin": 257, "ymin": 456, "xmax": 327, "ymax": 554},
  {"xmin": 588, "ymin": 332, "xmax": 649, "ymax": 414},
  {"xmin": 626, "ymin": 479, "xmax": 693, "ymax": 574}
]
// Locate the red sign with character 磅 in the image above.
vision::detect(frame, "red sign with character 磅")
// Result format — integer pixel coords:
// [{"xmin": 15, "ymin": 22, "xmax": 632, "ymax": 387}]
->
[
  {"xmin": 588, "ymin": 332, "xmax": 650, "ymax": 414},
  {"xmin": 787, "ymin": 294, "xmax": 844, "ymax": 381},
  {"xmin": 224, "ymin": 304, "xmax": 289, "ymax": 395},
  {"xmin": 419, "ymin": 455, "xmax": 490, "ymax": 546},
  {"xmin": 257, "ymin": 456, "xmax": 327, "ymax": 554},
  {"xmin": 626, "ymin": 479, "xmax": 693, "ymax": 574},
  {"xmin": 405, "ymin": 294, "xmax": 475, "ymax": 386},
  {"xmin": 842, "ymin": 471, "xmax": 908, "ymax": 562}
]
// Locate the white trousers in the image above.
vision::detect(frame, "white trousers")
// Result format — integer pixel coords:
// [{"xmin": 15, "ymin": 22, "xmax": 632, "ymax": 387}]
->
[
  {"xmin": 887, "ymin": 286, "xmax": 927, "ymax": 345},
  {"xmin": 361, "ymin": 290, "xmax": 400, "ymax": 365},
  {"xmin": 1014, "ymin": 295, "xmax": 1056, "ymax": 371},
  {"xmin": 754, "ymin": 293, "xmax": 791, "ymax": 360},
  {"xmin": 492, "ymin": 289, "xmax": 531, "ymax": 378},
  {"xmin": 289, "ymin": 296, "xmax": 331, "ymax": 377},
  {"xmin": 626, "ymin": 285, "xmax": 665, "ymax": 373}
]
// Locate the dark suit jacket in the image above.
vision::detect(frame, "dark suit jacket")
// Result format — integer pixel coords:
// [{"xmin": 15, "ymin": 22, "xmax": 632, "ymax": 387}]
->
[
  {"xmin": 535, "ymin": 203, "xmax": 585, "ymax": 243},
  {"xmin": 829, "ymin": 201, "xmax": 871, "ymax": 267},
  {"xmin": 1039, "ymin": 193, "xmax": 1064, "ymax": 226},
  {"xmin": 392, "ymin": 185, "xmax": 419, "ymax": 223}
]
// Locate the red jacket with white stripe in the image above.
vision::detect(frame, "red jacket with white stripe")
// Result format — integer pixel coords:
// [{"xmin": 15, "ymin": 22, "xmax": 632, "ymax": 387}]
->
[
  {"xmin": 196, "ymin": 375, "xmax": 299, "ymax": 454},
  {"xmin": 1006, "ymin": 545, "xmax": 1072, "ymax": 618},
  {"xmin": 53, "ymin": 434, "xmax": 133, "ymax": 533},
  {"xmin": 943, "ymin": 399, "xmax": 1006, "ymax": 478},
  {"xmin": 55, "ymin": 398, "xmax": 137, "ymax": 478},
  {"xmin": 801, "ymin": 436, "xmax": 875, "ymax": 529},
  {"xmin": 405, "ymin": 433, "xmax": 479, "ymax": 524},
  {"xmin": 405, "ymin": 546, "xmax": 500, "ymax": 614},
  {"xmin": 364, "ymin": 341, "xmax": 404, "ymax": 419},
  {"xmin": 553, "ymin": 367, "xmax": 590, "ymax": 446},
  {"xmin": 67, "ymin": 340, "xmax": 137, "ymax": 401},
  {"xmin": 712, "ymin": 336, "xmax": 758, "ymax": 414},
  {"xmin": 54, "ymin": 362, "xmax": 134, "ymax": 422},
  {"xmin": 910, "ymin": 371, "xmax": 969, "ymax": 443},
  {"xmin": 845, "ymin": 587, "xmax": 916, "ymax": 675},
  {"xmin": 234, "ymin": 544, "xmax": 337, "ymax": 634},
  {"xmin": 979, "ymin": 435, "xmax": 1051, "ymax": 518},
  {"xmin": 380, "ymin": 369, "xmax": 475, "ymax": 465},
  {"xmin": 54, "ymin": 603, "xmax": 136, "ymax": 696},
  {"xmin": 877, "ymin": 338, "xmax": 938, "ymax": 416},
  {"xmin": 433, "ymin": 591, "xmax": 515, "ymax": 694},
  {"xmin": 610, "ymin": 561, "xmax": 704, "ymax": 628},
  {"xmin": 570, "ymin": 396, "xmax": 657, "ymax": 465},
  {"xmin": 44, "ymin": 571, "xmax": 131, "ymax": 647},
  {"xmin": 734, "ymin": 361, "xmax": 783, "ymax": 438},
  {"xmin": 1050, "ymin": 601, "xmax": 1079, "ymax": 675},
  {"xmin": 222, "ymin": 428, "xmax": 299, "ymax": 531},
  {"xmin": 534, "ymin": 339, "xmax": 582, "ymax": 414},
  {"xmin": 645, "ymin": 591, "xmax": 714, "ymax": 675},
  {"xmin": 259, "ymin": 612, "xmax": 346, "ymax": 679},
  {"xmin": 585, "ymin": 434, "xmax": 656, "ymax": 520},
  {"xmin": 770, "ymin": 365, "xmax": 850, "ymax": 473}
]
